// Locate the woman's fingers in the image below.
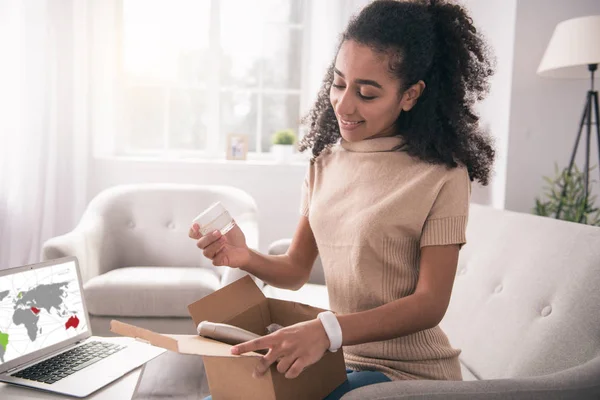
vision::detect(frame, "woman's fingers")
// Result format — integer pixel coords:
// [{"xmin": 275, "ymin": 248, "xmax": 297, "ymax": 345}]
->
[
  {"xmin": 212, "ymin": 247, "xmax": 230, "ymax": 266},
  {"xmin": 188, "ymin": 223, "xmax": 201, "ymax": 239},
  {"xmin": 200, "ymin": 234, "xmax": 226, "ymax": 258},
  {"xmin": 285, "ymin": 358, "xmax": 307, "ymax": 379},
  {"xmin": 195, "ymin": 230, "xmax": 222, "ymax": 250},
  {"xmin": 255, "ymin": 348, "xmax": 280, "ymax": 377},
  {"xmin": 275, "ymin": 355, "xmax": 295, "ymax": 375}
]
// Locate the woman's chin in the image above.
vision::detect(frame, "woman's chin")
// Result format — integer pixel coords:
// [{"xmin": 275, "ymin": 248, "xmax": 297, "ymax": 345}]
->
[{"xmin": 340, "ymin": 130, "xmax": 368, "ymax": 142}]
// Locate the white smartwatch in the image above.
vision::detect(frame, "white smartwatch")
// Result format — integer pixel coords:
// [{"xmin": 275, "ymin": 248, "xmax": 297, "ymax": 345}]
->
[{"xmin": 317, "ymin": 311, "xmax": 343, "ymax": 352}]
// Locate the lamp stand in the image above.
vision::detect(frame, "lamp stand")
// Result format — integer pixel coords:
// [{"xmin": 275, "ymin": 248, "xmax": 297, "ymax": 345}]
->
[{"xmin": 555, "ymin": 63, "xmax": 600, "ymax": 222}]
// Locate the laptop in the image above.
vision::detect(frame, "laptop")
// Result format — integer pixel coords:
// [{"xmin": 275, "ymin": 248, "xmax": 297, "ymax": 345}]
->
[{"xmin": 0, "ymin": 256, "xmax": 166, "ymax": 397}]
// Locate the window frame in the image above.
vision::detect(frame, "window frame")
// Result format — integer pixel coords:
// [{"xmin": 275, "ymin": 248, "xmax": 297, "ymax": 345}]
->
[{"xmin": 112, "ymin": 0, "xmax": 312, "ymax": 160}]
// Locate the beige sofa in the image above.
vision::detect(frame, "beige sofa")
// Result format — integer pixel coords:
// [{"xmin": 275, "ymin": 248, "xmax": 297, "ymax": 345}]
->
[{"xmin": 266, "ymin": 204, "xmax": 600, "ymax": 399}]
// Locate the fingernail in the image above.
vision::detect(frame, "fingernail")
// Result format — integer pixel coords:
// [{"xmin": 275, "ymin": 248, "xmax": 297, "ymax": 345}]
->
[{"xmin": 230, "ymin": 347, "xmax": 238, "ymax": 355}]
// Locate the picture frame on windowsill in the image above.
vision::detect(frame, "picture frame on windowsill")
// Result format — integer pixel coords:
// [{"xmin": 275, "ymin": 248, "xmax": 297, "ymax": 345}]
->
[{"xmin": 225, "ymin": 134, "xmax": 248, "ymax": 161}]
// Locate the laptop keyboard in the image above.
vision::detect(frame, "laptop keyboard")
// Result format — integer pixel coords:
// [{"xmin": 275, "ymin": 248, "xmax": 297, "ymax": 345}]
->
[{"xmin": 12, "ymin": 341, "xmax": 126, "ymax": 385}]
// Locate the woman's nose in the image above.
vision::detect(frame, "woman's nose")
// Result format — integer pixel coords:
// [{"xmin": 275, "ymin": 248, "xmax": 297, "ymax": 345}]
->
[{"xmin": 333, "ymin": 89, "xmax": 356, "ymax": 116}]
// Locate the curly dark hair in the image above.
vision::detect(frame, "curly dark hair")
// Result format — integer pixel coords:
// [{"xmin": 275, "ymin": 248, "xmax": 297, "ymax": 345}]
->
[{"xmin": 299, "ymin": 0, "xmax": 496, "ymax": 185}]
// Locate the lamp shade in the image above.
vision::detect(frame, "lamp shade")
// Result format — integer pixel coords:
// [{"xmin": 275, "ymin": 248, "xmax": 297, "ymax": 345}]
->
[{"xmin": 537, "ymin": 15, "xmax": 600, "ymax": 79}]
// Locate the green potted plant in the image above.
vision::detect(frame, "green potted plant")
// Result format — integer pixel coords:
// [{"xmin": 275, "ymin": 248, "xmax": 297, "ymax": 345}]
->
[
  {"xmin": 271, "ymin": 128, "xmax": 297, "ymax": 163},
  {"xmin": 533, "ymin": 163, "xmax": 600, "ymax": 226}
]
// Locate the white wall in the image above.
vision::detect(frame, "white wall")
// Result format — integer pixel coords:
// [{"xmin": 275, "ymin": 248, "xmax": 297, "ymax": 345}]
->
[
  {"xmin": 463, "ymin": 0, "xmax": 517, "ymax": 209},
  {"xmin": 505, "ymin": 0, "xmax": 600, "ymax": 213}
]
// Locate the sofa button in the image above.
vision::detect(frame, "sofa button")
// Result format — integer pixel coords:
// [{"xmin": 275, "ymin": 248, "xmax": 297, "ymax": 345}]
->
[
  {"xmin": 458, "ymin": 268, "xmax": 467, "ymax": 276},
  {"xmin": 494, "ymin": 285, "xmax": 503, "ymax": 293},
  {"xmin": 541, "ymin": 306, "xmax": 552, "ymax": 317},
  {"xmin": 128, "ymin": 221, "xmax": 135, "ymax": 229},
  {"xmin": 167, "ymin": 222, "xmax": 175, "ymax": 229}
]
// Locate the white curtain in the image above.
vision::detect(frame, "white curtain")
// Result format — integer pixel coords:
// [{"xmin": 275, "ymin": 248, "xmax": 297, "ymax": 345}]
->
[{"xmin": 0, "ymin": 0, "xmax": 90, "ymax": 269}]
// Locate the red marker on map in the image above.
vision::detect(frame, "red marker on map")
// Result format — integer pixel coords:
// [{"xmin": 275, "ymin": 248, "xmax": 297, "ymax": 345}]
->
[
  {"xmin": 65, "ymin": 315, "xmax": 80, "ymax": 330},
  {"xmin": 31, "ymin": 307, "xmax": 40, "ymax": 315}
]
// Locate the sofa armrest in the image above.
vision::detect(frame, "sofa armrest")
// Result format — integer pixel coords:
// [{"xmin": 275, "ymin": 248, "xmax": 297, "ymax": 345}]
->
[
  {"xmin": 267, "ymin": 238, "xmax": 293, "ymax": 257},
  {"xmin": 267, "ymin": 238, "xmax": 325, "ymax": 286},
  {"xmin": 341, "ymin": 355, "xmax": 600, "ymax": 400},
  {"xmin": 41, "ymin": 215, "xmax": 117, "ymax": 284}
]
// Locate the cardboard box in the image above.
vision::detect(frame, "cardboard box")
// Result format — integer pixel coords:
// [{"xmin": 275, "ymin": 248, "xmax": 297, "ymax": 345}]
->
[{"xmin": 110, "ymin": 275, "xmax": 347, "ymax": 400}]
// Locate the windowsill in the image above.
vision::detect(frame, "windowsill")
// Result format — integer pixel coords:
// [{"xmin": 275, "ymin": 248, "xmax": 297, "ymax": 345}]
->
[{"xmin": 93, "ymin": 153, "xmax": 309, "ymax": 168}]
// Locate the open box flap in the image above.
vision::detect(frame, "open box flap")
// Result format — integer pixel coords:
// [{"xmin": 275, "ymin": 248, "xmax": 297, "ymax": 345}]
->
[
  {"xmin": 187, "ymin": 275, "xmax": 266, "ymax": 327},
  {"xmin": 110, "ymin": 320, "xmax": 261, "ymax": 357}
]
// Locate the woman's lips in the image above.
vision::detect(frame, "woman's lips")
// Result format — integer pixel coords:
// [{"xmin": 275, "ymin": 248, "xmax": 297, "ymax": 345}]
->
[{"xmin": 339, "ymin": 118, "xmax": 365, "ymax": 130}]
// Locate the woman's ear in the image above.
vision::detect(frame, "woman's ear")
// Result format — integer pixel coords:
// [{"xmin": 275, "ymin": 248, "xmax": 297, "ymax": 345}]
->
[{"xmin": 401, "ymin": 80, "xmax": 426, "ymax": 112}]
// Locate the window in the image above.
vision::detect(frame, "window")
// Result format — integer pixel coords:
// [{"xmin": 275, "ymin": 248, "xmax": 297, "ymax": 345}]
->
[{"xmin": 118, "ymin": 0, "xmax": 307, "ymax": 157}]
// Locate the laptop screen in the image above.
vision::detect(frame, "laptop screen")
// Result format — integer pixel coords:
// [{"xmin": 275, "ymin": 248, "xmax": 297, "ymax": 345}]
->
[{"xmin": 0, "ymin": 259, "xmax": 89, "ymax": 366}]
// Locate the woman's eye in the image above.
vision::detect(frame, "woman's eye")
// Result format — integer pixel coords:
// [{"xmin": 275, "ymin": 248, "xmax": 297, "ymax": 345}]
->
[
  {"xmin": 358, "ymin": 93, "xmax": 377, "ymax": 100},
  {"xmin": 332, "ymin": 83, "xmax": 376, "ymax": 100}
]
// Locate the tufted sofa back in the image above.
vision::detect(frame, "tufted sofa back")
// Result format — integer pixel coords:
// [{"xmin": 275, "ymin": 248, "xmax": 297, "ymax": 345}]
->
[
  {"xmin": 440, "ymin": 204, "xmax": 600, "ymax": 379},
  {"xmin": 81, "ymin": 184, "xmax": 259, "ymax": 277}
]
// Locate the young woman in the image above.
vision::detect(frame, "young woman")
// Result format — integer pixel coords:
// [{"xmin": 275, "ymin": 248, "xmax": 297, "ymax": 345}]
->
[{"xmin": 192, "ymin": 0, "xmax": 495, "ymax": 398}]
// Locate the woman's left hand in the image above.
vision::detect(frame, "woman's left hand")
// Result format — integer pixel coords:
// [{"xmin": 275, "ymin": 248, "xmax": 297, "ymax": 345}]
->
[{"xmin": 230, "ymin": 319, "xmax": 330, "ymax": 379}]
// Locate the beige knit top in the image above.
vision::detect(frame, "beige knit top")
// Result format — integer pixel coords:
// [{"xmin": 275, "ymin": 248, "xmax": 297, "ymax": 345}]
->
[{"xmin": 300, "ymin": 136, "xmax": 471, "ymax": 381}]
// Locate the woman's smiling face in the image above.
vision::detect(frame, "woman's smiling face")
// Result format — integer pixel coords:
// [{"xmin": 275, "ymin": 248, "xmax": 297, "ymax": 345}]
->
[{"xmin": 330, "ymin": 40, "xmax": 407, "ymax": 142}]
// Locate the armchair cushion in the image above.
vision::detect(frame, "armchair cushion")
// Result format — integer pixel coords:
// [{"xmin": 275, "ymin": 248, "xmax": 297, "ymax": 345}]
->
[
  {"xmin": 341, "ymin": 356, "xmax": 600, "ymax": 399},
  {"xmin": 84, "ymin": 267, "xmax": 221, "ymax": 317}
]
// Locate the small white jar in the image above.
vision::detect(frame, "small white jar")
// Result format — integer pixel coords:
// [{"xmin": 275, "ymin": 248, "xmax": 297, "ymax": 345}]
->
[{"xmin": 192, "ymin": 201, "xmax": 235, "ymax": 236}]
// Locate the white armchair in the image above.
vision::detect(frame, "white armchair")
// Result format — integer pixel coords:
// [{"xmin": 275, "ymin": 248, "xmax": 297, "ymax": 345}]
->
[{"xmin": 41, "ymin": 183, "xmax": 259, "ymax": 336}]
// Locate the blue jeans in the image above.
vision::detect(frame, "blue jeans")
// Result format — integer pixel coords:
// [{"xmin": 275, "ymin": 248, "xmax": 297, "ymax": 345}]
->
[{"xmin": 202, "ymin": 368, "xmax": 390, "ymax": 400}]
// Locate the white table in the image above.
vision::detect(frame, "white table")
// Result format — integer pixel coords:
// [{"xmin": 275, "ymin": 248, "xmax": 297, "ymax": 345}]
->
[{"xmin": 0, "ymin": 338, "xmax": 143, "ymax": 400}]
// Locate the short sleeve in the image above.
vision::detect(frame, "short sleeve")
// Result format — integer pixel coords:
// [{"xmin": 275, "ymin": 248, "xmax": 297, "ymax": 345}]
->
[
  {"xmin": 299, "ymin": 165, "xmax": 313, "ymax": 217},
  {"xmin": 420, "ymin": 166, "xmax": 471, "ymax": 248}
]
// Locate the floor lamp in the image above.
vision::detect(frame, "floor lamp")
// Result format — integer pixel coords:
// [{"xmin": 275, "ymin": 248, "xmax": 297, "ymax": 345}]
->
[{"xmin": 537, "ymin": 15, "xmax": 600, "ymax": 222}]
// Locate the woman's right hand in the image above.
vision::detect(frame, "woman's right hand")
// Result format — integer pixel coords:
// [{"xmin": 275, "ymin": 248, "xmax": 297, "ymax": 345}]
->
[{"xmin": 188, "ymin": 222, "xmax": 251, "ymax": 268}]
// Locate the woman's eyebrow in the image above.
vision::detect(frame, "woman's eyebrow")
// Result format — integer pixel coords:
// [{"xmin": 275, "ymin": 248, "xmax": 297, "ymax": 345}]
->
[{"xmin": 334, "ymin": 68, "xmax": 383, "ymax": 89}]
